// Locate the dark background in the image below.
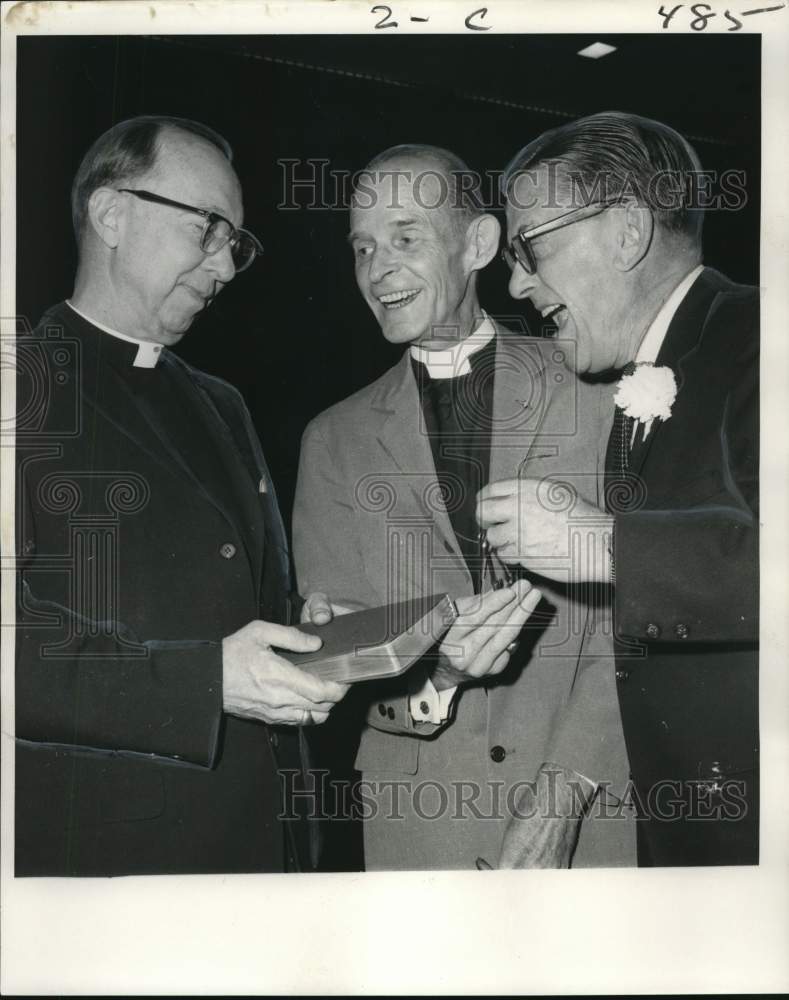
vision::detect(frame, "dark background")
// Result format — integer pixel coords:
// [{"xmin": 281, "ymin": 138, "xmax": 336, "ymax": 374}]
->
[{"xmin": 17, "ymin": 33, "xmax": 760, "ymax": 870}]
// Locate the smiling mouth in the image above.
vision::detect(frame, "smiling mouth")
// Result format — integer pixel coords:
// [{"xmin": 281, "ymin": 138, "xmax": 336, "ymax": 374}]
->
[
  {"xmin": 540, "ymin": 303, "xmax": 567, "ymax": 329},
  {"xmin": 378, "ymin": 289, "xmax": 422, "ymax": 310}
]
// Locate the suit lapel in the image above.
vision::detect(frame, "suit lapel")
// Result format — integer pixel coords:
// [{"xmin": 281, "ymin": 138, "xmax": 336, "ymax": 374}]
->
[
  {"xmin": 489, "ymin": 329, "xmax": 616, "ymax": 520},
  {"xmin": 371, "ymin": 352, "xmax": 470, "ymax": 595},
  {"xmin": 381, "ymin": 333, "xmax": 560, "ymax": 559},
  {"xmin": 61, "ymin": 303, "xmax": 243, "ymax": 529},
  {"xmin": 366, "ymin": 328, "xmax": 601, "ymax": 598},
  {"xmin": 162, "ymin": 354, "xmax": 269, "ymax": 585},
  {"xmin": 97, "ymin": 366, "xmax": 236, "ymax": 520},
  {"xmin": 489, "ymin": 331, "xmax": 573, "ymax": 484},
  {"xmin": 78, "ymin": 325, "xmax": 265, "ymax": 587},
  {"xmin": 629, "ymin": 267, "xmax": 721, "ymax": 478}
]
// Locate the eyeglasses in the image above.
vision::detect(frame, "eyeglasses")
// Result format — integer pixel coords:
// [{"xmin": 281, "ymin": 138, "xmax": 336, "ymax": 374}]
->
[
  {"xmin": 501, "ymin": 200, "xmax": 619, "ymax": 275},
  {"xmin": 118, "ymin": 188, "xmax": 263, "ymax": 273}
]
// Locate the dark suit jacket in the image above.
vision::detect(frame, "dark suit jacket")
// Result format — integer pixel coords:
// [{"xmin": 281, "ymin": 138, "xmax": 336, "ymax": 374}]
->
[
  {"xmin": 15, "ymin": 302, "xmax": 303, "ymax": 876},
  {"xmin": 611, "ymin": 267, "xmax": 759, "ymax": 865}
]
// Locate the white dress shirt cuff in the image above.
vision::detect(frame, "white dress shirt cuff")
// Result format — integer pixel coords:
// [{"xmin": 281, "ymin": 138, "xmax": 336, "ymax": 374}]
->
[{"xmin": 409, "ymin": 676, "xmax": 457, "ymax": 723}]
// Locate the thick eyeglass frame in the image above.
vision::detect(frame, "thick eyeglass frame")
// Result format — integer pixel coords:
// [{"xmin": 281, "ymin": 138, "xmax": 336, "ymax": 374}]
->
[
  {"xmin": 118, "ymin": 188, "xmax": 263, "ymax": 272},
  {"xmin": 501, "ymin": 199, "xmax": 621, "ymax": 275}
]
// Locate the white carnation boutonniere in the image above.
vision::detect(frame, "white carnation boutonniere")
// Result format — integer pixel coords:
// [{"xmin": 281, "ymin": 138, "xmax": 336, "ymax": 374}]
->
[{"xmin": 614, "ymin": 362, "xmax": 678, "ymax": 439}]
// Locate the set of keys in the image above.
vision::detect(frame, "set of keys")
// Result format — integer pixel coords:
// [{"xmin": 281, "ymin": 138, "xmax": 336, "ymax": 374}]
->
[{"xmin": 478, "ymin": 528, "xmax": 516, "ymax": 590}]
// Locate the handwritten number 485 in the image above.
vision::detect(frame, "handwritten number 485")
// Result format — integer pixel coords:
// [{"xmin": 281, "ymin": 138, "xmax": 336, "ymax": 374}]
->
[{"xmin": 657, "ymin": 4, "xmax": 787, "ymax": 30}]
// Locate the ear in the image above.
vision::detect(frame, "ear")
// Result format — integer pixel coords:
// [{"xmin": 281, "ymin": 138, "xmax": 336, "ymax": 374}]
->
[
  {"xmin": 613, "ymin": 201, "xmax": 653, "ymax": 272},
  {"xmin": 463, "ymin": 213, "xmax": 501, "ymax": 273},
  {"xmin": 86, "ymin": 187, "xmax": 125, "ymax": 249}
]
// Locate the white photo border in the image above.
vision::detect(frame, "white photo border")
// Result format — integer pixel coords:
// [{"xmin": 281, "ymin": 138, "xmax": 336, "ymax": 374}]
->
[{"xmin": 2, "ymin": 1, "xmax": 788, "ymax": 994}]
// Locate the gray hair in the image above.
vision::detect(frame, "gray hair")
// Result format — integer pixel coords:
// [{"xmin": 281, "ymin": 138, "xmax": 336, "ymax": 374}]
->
[{"xmin": 503, "ymin": 111, "xmax": 704, "ymax": 242}]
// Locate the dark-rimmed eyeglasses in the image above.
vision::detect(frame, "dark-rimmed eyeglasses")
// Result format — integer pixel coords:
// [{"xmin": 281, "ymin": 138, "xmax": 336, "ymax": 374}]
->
[
  {"xmin": 118, "ymin": 188, "xmax": 263, "ymax": 273},
  {"xmin": 501, "ymin": 200, "xmax": 620, "ymax": 275}
]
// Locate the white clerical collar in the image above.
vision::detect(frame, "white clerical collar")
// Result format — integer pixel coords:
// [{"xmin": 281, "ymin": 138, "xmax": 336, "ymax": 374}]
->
[
  {"xmin": 410, "ymin": 315, "xmax": 496, "ymax": 379},
  {"xmin": 635, "ymin": 264, "xmax": 705, "ymax": 365},
  {"xmin": 66, "ymin": 300, "xmax": 164, "ymax": 369}
]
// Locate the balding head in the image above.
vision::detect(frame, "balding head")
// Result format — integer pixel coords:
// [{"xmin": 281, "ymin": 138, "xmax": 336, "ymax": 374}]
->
[
  {"xmin": 71, "ymin": 115, "xmax": 233, "ymax": 245},
  {"xmin": 354, "ymin": 144, "xmax": 485, "ymax": 240},
  {"xmin": 348, "ymin": 144, "xmax": 499, "ymax": 348}
]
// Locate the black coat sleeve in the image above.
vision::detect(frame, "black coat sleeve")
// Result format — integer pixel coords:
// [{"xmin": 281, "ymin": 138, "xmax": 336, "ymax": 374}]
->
[
  {"xmin": 15, "ymin": 392, "xmax": 227, "ymax": 768},
  {"xmin": 16, "ymin": 531, "xmax": 225, "ymax": 767}
]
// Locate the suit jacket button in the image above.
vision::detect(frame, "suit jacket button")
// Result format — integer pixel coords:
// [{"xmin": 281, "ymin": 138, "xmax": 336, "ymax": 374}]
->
[
  {"xmin": 419, "ymin": 700, "xmax": 430, "ymax": 715},
  {"xmin": 219, "ymin": 542, "xmax": 237, "ymax": 559},
  {"xmin": 22, "ymin": 539, "xmax": 36, "ymax": 556},
  {"xmin": 645, "ymin": 623, "xmax": 661, "ymax": 639},
  {"xmin": 674, "ymin": 623, "xmax": 689, "ymax": 639},
  {"xmin": 615, "ymin": 668, "xmax": 630, "ymax": 682},
  {"xmin": 490, "ymin": 745, "xmax": 506, "ymax": 763},
  {"xmin": 378, "ymin": 704, "xmax": 387, "ymax": 716},
  {"xmin": 387, "ymin": 707, "xmax": 395, "ymax": 720}
]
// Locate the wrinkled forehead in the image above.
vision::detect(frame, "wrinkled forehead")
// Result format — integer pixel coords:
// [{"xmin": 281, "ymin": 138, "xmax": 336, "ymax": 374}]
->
[
  {"xmin": 147, "ymin": 129, "xmax": 244, "ymax": 223},
  {"xmin": 351, "ymin": 159, "xmax": 456, "ymax": 230}
]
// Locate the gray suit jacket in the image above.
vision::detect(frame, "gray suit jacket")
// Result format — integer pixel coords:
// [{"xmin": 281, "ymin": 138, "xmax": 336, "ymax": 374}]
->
[{"xmin": 294, "ymin": 328, "xmax": 633, "ymax": 869}]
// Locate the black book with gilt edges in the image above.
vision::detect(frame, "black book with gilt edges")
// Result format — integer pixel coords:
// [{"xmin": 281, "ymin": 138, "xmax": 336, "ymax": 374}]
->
[{"xmin": 288, "ymin": 594, "xmax": 459, "ymax": 683}]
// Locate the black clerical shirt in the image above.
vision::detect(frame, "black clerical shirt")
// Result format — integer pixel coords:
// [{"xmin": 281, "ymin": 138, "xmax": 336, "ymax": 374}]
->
[{"xmin": 412, "ymin": 333, "xmax": 498, "ymax": 592}]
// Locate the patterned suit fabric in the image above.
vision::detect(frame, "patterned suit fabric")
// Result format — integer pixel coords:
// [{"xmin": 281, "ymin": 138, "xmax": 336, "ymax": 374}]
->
[{"xmin": 603, "ymin": 362, "xmax": 636, "ymax": 514}]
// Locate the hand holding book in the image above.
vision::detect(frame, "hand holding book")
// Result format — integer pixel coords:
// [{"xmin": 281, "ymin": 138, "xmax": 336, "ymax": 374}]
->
[
  {"xmin": 300, "ymin": 590, "xmax": 354, "ymax": 627},
  {"xmin": 288, "ymin": 580, "xmax": 541, "ymax": 686}
]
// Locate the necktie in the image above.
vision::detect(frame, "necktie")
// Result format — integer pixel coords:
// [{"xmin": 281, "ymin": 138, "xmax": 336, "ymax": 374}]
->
[{"xmin": 604, "ymin": 362, "xmax": 636, "ymax": 514}]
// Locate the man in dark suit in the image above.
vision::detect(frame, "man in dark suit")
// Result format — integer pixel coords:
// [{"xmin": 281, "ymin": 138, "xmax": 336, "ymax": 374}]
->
[
  {"xmin": 479, "ymin": 112, "xmax": 758, "ymax": 867},
  {"xmin": 15, "ymin": 115, "xmax": 347, "ymax": 876}
]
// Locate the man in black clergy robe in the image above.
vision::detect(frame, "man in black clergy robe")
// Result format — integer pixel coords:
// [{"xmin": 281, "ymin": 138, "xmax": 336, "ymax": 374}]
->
[
  {"xmin": 14, "ymin": 115, "xmax": 347, "ymax": 876},
  {"xmin": 479, "ymin": 112, "xmax": 758, "ymax": 867}
]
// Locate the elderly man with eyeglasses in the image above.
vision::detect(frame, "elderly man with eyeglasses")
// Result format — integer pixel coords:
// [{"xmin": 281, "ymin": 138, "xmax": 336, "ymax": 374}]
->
[
  {"xmin": 15, "ymin": 115, "xmax": 348, "ymax": 876},
  {"xmin": 479, "ymin": 112, "xmax": 759, "ymax": 868}
]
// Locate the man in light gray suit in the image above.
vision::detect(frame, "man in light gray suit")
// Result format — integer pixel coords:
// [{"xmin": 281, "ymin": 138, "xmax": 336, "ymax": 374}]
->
[{"xmin": 293, "ymin": 145, "xmax": 634, "ymax": 870}]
